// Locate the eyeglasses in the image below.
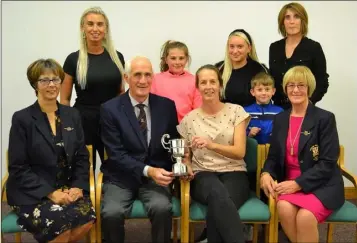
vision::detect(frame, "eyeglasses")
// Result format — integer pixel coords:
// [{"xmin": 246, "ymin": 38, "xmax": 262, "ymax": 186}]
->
[
  {"xmin": 286, "ymin": 83, "xmax": 308, "ymax": 90},
  {"xmin": 37, "ymin": 78, "xmax": 62, "ymax": 86}
]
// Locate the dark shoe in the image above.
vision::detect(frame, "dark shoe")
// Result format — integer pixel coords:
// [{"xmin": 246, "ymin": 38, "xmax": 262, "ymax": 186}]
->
[{"xmin": 195, "ymin": 227, "xmax": 207, "ymax": 242}]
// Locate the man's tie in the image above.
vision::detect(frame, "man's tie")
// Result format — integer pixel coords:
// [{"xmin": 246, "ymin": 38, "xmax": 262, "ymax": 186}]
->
[{"xmin": 136, "ymin": 104, "xmax": 148, "ymax": 143}]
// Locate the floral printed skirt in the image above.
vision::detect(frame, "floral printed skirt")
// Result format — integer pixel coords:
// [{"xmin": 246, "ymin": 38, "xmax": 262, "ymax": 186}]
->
[{"xmin": 11, "ymin": 196, "xmax": 96, "ymax": 243}]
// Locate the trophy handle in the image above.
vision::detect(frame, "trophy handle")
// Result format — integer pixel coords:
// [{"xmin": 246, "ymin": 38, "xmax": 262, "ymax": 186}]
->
[{"xmin": 161, "ymin": 134, "xmax": 171, "ymax": 151}]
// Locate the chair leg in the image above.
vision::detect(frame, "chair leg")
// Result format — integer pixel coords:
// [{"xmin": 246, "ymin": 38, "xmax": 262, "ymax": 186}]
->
[
  {"xmin": 15, "ymin": 232, "xmax": 22, "ymax": 243},
  {"xmin": 327, "ymin": 223, "xmax": 334, "ymax": 243},
  {"xmin": 252, "ymin": 224, "xmax": 259, "ymax": 243},
  {"xmin": 90, "ymin": 224, "xmax": 96, "ymax": 243},
  {"xmin": 173, "ymin": 219, "xmax": 178, "ymax": 243},
  {"xmin": 86, "ymin": 233, "xmax": 90, "ymax": 243},
  {"xmin": 181, "ymin": 216, "xmax": 189, "ymax": 243},
  {"xmin": 265, "ymin": 224, "xmax": 270, "ymax": 243},
  {"xmin": 189, "ymin": 223, "xmax": 195, "ymax": 243},
  {"xmin": 95, "ymin": 218, "xmax": 102, "ymax": 243},
  {"xmin": 96, "ymin": 212, "xmax": 102, "ymax": 243}
]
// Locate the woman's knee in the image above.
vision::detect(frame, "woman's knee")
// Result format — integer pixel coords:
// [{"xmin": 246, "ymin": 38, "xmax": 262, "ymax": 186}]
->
[
  {"xmin": 80, "ymin": 220, "xmax": 95, "ymax": 232},
  {"xmin": 208, "ymin": 185, "xmax": 230, "ymax": 200},
  {"xmin": 277, "ymin": 200, "xmax": 299, "ymax": 220},
  {"xmin": 70, "ymin": 220, "xmax": 94, "ymax": 237},
  {"xmin": 296, "ymin": 209, "xmax": 318, "ymax": 228},
  {"xmin": 49, "ymin": 229, "xmax": 71, "ymax": 243}
]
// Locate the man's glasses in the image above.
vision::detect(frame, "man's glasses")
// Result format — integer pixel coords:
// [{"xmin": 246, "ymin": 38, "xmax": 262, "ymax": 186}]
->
[{"xmin": 37, "ymin": 78, "xmax": 62, "ymax": 86}]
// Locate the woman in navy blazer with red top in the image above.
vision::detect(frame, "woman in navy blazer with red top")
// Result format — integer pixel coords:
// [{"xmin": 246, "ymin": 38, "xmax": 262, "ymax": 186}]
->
[
  {"xmin": 260, "ymin": 66, "xmax": 343, "ymax": 243},
  {"xmin": 6, "ymin": 59, "xmax": 95, "ymax": 243}
]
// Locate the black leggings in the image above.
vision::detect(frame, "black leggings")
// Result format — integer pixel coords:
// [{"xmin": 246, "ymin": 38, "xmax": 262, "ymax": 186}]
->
[
  {"xmin": 191, "ymin": 171, "xmax": 250, "ymax": 243},
  {"xmin": 75, "ymin": 105, "xmax": 104, "ymax": 170}
]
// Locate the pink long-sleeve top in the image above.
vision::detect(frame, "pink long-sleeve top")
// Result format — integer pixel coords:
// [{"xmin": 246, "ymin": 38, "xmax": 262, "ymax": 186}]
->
[{"xmin": 151, "ymin": 71, "xmax": 202, "ymax": 122}]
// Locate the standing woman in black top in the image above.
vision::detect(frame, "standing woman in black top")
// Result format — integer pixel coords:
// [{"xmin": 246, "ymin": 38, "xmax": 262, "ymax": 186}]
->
[
  {"xmin": 216, "ymin": 29, "xmax": 268, "ymax": 107},
  {"xmin": 61, "ymin": 6, "xmax": 125, "ymax": 169},
  {"xmin": 269, "ymin": 2, "xmax": 329, "ymax": 109}
]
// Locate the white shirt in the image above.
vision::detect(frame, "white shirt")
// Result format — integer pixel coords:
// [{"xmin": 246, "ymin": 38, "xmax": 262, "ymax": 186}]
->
[{"xmin": 128, "ymin": 92, "xmax": 151, "ymax": 177}]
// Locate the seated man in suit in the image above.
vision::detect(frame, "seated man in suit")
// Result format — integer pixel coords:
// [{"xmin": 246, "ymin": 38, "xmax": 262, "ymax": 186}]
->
[{"xmin": 100, "ymin": 56, "xmax": 179, "ymax": 243}]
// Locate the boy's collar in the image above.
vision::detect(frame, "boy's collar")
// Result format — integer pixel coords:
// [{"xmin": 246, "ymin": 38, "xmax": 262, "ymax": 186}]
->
[{"xmin": 256, "ymin": 100, "xmax": 273, "ymax": 106}]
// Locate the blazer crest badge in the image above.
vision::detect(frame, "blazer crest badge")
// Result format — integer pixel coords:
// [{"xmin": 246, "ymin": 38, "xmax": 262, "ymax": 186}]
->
[{"xmin": 310, "ymin": 144, "xmax": 319, "ymax": 161}]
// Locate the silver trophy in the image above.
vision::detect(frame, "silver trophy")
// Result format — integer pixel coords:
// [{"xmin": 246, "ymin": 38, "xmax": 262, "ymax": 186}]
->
[{"xmin": 161, "ymin": 134, "xmax": 189, "ymax": 176}]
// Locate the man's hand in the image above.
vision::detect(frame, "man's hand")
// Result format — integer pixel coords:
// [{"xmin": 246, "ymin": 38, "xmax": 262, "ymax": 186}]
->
[
  {"xmin": 47, "ymin": 190, "xmax": 74, "ymax": 205},
  {"xmin": 275, "ymin": 180, "xmax": 301, "ymax": 195},
  {"xmin": 248, "ymin": 127, "xmax": 261, "ymax": 137},
  {"xmin": 148, "ymin": 167, "xmax": 174, "ymax": 186}
]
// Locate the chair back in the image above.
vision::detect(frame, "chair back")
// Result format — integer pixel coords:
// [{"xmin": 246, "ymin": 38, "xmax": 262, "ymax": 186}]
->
[
  {"xmin": 245, "ymin": 137, "xmax": 258, "ymax": 173},
  {"xmin": 337, "ymin": 145, "xmax": 344, "ymax": 167},
  {"xmin": 1, "ymin": 151, "xmax": 9, "ymax": 202},
  {"xmin": 87, "ymin": 145, "xmax": 93, "ymax": 168}
]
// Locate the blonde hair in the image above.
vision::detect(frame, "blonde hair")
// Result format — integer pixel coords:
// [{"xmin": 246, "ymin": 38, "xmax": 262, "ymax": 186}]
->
[
  {"xmin": 77, "ymin": 6, "xmax": 124, "ymax": 90},
  {"xmin": 159, "ymin": 40, "xmax": 191, "ymax": 72},
  {"xmin": 251, "ymin": 72, "xmax": 275, "ymax": 88},
  {"xmin": 282, "ymin": 66, "xmax": 316, "ymax": 97},
  {"xmin": 219, "ymin": 30, "xmax": 260, "ymax": 92},
  {"xmin": 278, "ymin": 2, "xmax": 309, "ymax": 37}
]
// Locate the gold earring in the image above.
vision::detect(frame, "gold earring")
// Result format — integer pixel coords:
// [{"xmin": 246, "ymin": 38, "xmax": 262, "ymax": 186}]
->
[{"xmin": 82, "ymin": 32, "xmax": 86, "ymax": 39}]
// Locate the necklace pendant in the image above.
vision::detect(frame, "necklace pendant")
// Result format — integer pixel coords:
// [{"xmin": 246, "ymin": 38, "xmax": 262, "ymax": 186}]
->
[{"xmin": 290, "ymin": 146, "xmax": 294, "ymax": 156}]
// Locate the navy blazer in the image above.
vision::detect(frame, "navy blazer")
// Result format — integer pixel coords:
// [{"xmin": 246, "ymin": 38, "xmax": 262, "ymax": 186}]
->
[
  {"xmin": 262, "ymin": 104, "xmax": 344, "ymax": 210},
  {"xmin": 6, "ymin": 101, "xmax": 90, "ymax": 206},
  {"xmin": 100, "ymin": 92, "xmax": 179, "ymax": 190}
]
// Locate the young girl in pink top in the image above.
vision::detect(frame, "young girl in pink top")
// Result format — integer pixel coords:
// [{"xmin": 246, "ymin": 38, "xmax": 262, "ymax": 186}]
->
[{"xmin": 151, "ymin": 40, "xmax": 202, "ymax": 122}]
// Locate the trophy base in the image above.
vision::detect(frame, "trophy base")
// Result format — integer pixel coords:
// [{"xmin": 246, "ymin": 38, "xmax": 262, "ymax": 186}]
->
[{"xmin": 172, "ymin": 163, "xmax": 188, "ymax": 177}]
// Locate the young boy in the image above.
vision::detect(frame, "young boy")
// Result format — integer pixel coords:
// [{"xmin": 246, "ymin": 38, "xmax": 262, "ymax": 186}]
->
[
  {"xmin": 244, "ymin": 72, "xmax": 283, "ymax": 144},
  {"xmin": 242, "ymin": 72, "xmax": 283, "ymax": 242}
]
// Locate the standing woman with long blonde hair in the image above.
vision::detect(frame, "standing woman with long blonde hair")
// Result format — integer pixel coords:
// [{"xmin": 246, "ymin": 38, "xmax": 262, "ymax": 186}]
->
[
  {"xmin": 216, "ymin": 29, "xmax": 268, "ymax": 107},
  {"xmin": 61, "ymin": 6, "xmax": 125, "ymax": 170}
]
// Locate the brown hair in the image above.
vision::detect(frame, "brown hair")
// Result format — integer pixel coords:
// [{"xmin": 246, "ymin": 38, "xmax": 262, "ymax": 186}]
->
[
  {"xmin": 278, "ymin": 2, "xmax": 309, "ymax": 37},
  {"xmin": 27, "ymin": 58, "xmax": 65, "ymax": 95},
  {"xmin": 159, "ymin": 40, "xmax": 191, "ymax": 72},
  {"xmin": 195, "ymin": 64, "xmax": 224, "ymax": 100},
  {"xmin": 251, "ymin": 72, "xmax": 275, "ymax": 88}
]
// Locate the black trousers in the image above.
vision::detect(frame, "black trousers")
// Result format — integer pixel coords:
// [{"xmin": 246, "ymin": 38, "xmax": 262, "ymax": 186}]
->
[
  {"xmin": 101, "ymin": 180, "xmax": 173, "ymax": 243},
  {"xmin": 74, "ymin": 104, "xmax": 104, "ymax": 170},
  {"xmin": 191, "ymin": 171, "xmax": 250, "ymax": 243}
]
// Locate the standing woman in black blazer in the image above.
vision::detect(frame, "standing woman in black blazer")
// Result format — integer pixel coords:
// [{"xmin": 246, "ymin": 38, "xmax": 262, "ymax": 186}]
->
[
  {"xmin": 60, "ymin": 6, "xmax": 125, "ymax": 170},
  {"xmin": 260, "ymin": 66, "xmax": 344, "ymax": 243},
  {"xmin": 269, "ymin": 2, "xmax": 329, "ymax": 109},
  {"xmin": 215, "ymin": 29, "xmax": 268, "ymax": 107},
  {"xmin": 7, "ymin": 59, "xmax": 96, "ymax": 243}
]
